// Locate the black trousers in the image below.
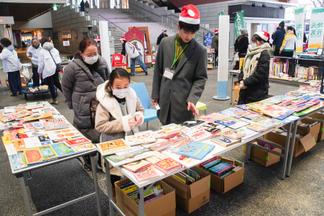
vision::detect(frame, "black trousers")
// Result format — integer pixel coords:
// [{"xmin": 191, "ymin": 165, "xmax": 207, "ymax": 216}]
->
[
  {"xmin": 7, "ymin": 71, "xmax": 22, "ymax": 95},
  {"xmin": 32, "ymin": 65, "xmax": 40, "ymax": 87},
  {"xmin": 44, "ymin": 74, "xmax": 57, "ymax": 100},
  {"xmin": 280, "ymin": 50, "xmax": 295, "ymax": 77}
]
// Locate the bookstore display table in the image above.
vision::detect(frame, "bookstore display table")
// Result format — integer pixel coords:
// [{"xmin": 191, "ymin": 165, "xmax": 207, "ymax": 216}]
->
[
  {"xmin": 101, "ymin": 86, "xmax": 322, "ymax": 216},
  {"xmin": 0, "ymin": 102, "xmax": 102, "ymax": 216}
]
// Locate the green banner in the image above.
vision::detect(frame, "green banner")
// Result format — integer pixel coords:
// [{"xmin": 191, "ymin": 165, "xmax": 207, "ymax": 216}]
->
[{"xmin": 234, "ymin": 11, "xmax": 246, "ymax": 39}]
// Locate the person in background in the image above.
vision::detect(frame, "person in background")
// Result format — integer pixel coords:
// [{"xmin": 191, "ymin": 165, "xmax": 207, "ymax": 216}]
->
[
  {"xmin": 121, "ymin": 36, "xmax": 148, "ymax": 76},
  {"xmin": 234, "ymin": 29, "xmax": 249, "ymax": 70},
  {"xmin": 238, "ymin": 31, "xmax": 271, "ymax": 105},
  {"xmin": 85, "ymin": 0, "xmax": 90, "ymax": 13},
  {"xmin": 156, "ymin": 29, "xmax": 168, "ymax": 46},
  {"xmin": 38, "ymin": 37, "xmax": 62, "ymax": 104},
  {"xmin": 152, "ymin": 4, "xmax": 208, "ymax": 125},
  {"xmin": 80, "ymin": 0, "xmax": 85, "ymax": 12},
  {"xmin": 280, "ymin": 26, "xmax": 297, "ymax": 77},
  {"xmin": 62, "ymin": 38, "xmax": 109, "ymax": 171},
  {"xmin": 272, "ymin": 21, "xmax": 285, "ymax": 56},
  {"xmin": 26, "ymin": 38, "xmax": 41, "ymax": 87},
  {"xmin": 0, "ymin": 38, "xmax": 22, "ymax": 96},
  {"xmin": 211, "ymin": 29, "xmax": 219, "ymax": 64},
  {"xmin": 95, "ymin": 68, "xmax": 144, "ymax": 142}
]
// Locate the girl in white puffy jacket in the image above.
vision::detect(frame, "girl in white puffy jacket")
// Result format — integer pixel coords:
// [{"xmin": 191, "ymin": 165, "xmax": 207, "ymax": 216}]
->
[
  {"xmin": 38, "ymin": 37, "xmax": 62, "ymax": 104},
  {"xmin": 0, "ymin": 38, "xmax": 22, "ymax": 96}
]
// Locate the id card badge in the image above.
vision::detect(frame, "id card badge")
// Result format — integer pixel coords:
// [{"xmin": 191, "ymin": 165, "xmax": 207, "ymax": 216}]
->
[{"xmin": 163, "ymin": 68, "xmax": 175, "ymax": 80}]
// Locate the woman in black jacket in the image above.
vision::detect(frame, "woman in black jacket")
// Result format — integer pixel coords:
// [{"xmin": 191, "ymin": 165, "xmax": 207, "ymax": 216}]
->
[{"xmin": 238, "ymin": 31, "xmax": 271, "ymax": 105}]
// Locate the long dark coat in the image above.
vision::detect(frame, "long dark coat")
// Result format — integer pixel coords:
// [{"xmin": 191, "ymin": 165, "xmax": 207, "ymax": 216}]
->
[{"xmin": 152, "ymin": 35, "xmax": 208, "ymax": 125}]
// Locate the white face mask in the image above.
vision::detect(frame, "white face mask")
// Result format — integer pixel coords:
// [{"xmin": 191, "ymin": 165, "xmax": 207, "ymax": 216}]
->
[
  {"xmin": 83, "ymin": 54, "xmax": 99, "ymax": 65},
  {"xmin": 250, "ymin": 42, "xmax": 257, "ymax": 49},
  {"xmin": 112, "ymin": 87, "xmax": 129, "ymax": 99}
]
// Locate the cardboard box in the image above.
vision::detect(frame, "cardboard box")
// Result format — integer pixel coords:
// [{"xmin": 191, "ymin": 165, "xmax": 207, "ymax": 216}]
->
[
  {"xmin": 250, "ymin": 145, "xmax": 281, "ymax": 167},
  {"xmin": 164, "ymin": 167, "xmax": 210, "ymax": 214},
  {"xmin": 309, "ymin": 112, "xmax": 324, "ymax": 142},
  {"xmin": 115, "ymin": 179, "xmax": 176, "ymax": 216},
  {"xmin": 297, "ymin": 118, "xmax": 321, "ymax": 139},
  {"xmin": 264, "ymin": 118, "xmax": 320, "ymax": 158},
  {"xmin": 200, "ymin": 157, "xmax": 244, "ymax": 194}
]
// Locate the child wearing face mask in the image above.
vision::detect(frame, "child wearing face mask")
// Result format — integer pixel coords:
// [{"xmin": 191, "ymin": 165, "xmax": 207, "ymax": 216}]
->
[{"xmin": 95, "ymin": 68, "xmax": 144, "ymax": 142}]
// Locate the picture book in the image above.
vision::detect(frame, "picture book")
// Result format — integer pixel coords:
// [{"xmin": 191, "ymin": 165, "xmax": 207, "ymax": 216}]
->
[
  {"xmin": 97, "ymin": 139, "xmax": 129, "ymax": 155},
  {"xmin": 209, "ymin": 162, "xmax": 234, "ymax": 176},
  {"xmin": 199, "ymin": 112, "xmax": 227, "ymax": 123},
  {"xmin": 221, "ymin": 128, "xmax": 245, "ymax": 140},
  {"xmin": 72, "ymin": 143, "xmax": 96, "ymax": 153},
  {"xmin": 125, "ymin": 130, "xmax": 156, "ymax": 146},
  {"xmin": 183, "ymin": 127, "xmax": 212, "ymax": 142},
  {"xmin": 175, "ymin": 141, "xmax": 215, "ymax": 160},
  {"xmin": 211, "ymin": 136, "xmax": 239, "ymax": 147},
  {"xmin": 155, "ymin": 157, "xmax": 182, "ymax": 173},
  {"xmin": 146, "ymin": 139, "xmax": 170, "ymax": 151},
  {"xmin": 9, "ymin": 152, "xmax": 27, "ymax": 171},
  {"xmin": 123, "ymin": 160, "xmax": 152, "ymax": 173},
  {"xmin": 39, "ymin": 145, "xmax": 57, "ymax": 160},
  {"xmin": 201, "ymin": 157, "xmax": 221, "ymax": 169},
  {"xmin": 65, "ymin": 137, "xmax": 91, "ymax": 146},
  {"xmin": 215, "ymin": 117, "xmax": 249, "ymax": 129},
  {"xmin": 201, "ymin": 122, "xmax": 225, "ymax": 134},
  {"xmin": 41, "ymin": 118, "xmax": 70, "ymax": 130},
  {"xmin": 51, "ymin": 142, "xmax": 75, "ymax": 157},
  {"xmin": 24, "ymin": 148, "xmax": 43, "ymax": 164},
  {"xmin": 23, "ymin": 137, "xmax": 42, "ymax": 148},
  {"xmin": 133, "ymin": 165, "xmax": 160, "ymax": 182}
]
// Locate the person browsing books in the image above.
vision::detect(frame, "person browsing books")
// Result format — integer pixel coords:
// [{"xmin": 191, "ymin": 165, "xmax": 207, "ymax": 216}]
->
[
  {"xmin": 238, "ymin": 31, "xmax": 271, "ymax": 105},
  {"xmin": 152, "ymin": 4, "xmax": 208, "ymax": 125},
  {"xmin": 62, "ymin": 38, "xmax": 109, "ymax": 170},
  {"xmin": 95, "ymin": 68, "xmax": 144, "ymax": 142}
]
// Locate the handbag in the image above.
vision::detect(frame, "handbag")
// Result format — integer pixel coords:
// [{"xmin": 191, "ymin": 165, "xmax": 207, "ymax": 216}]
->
[{"xmin": 48, "ymin": 50, "xmax": 63, "ymax": 72}]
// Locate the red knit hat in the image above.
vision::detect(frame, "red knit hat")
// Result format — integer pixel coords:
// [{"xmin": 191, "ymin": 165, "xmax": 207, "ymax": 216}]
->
[
  {"xmin": 179, "ymin": 4, "xmax": 200, "ymax": 25},
  {"xmin": 254, "ymin": 31, "xmax": 270, "ymax": 42}
]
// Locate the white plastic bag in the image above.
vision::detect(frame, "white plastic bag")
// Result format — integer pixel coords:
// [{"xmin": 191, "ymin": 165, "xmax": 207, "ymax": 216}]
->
[{"xmin": 21, "ymin": 66, "xmax": 32, "ymax": 80}]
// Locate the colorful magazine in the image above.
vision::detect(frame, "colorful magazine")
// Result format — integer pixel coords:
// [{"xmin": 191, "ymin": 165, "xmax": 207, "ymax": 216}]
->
[
  {"xmin": 24, "ymin": 148, "xmax": 43, "ymax": 164},
  {"xmin": 8, "ymin": 152, "xmax": 27, "ymax": 170},
  {"xmin": 175, "ymin": 142, "xmax": 215, "ymax": 160},
  {"xmin": 39, "ymin": 145, "xmax": 57, "ymax": 160},
  {"xmin": 51, "ymin": 142, "xmax": 75, "ymax": 157}
]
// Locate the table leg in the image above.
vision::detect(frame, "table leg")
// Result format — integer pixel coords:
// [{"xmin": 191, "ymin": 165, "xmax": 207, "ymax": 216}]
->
[
  {"xmin": 281, "ymin": 122, "xmax": 292, "ymax": 180},
  {"xmin": 18, "ymin": 173, "xmax": 33, "ymax": 216},
  {"xmin": 104, "ymin": 159, "xmax": 115, "ymax": 216},
  {"xmin": 90, "ymin": 155, "xmax": 102, "ymax": 216},
  {"xmin": 245, "ymin": 142, "xmax": 252, "ymax": 163},
  {"xmin": 286, "ymin": 121, "xmax": 298, "ymax": 177},
  {"xmin": 138, "ymin": 187, "xmax": 145, "ymax": 216}
]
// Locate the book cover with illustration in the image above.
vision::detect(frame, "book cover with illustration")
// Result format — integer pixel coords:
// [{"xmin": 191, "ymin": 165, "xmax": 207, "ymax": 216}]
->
[{"xmin": 175, "ymin": 141, "xmax": 215, "ymax": 160}]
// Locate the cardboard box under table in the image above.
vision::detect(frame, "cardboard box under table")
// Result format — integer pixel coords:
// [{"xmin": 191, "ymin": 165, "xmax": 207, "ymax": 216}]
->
[
  {"xmin": 309, "ymin": 112, "xmax": 324, "ymax": 142},
  {"xmin": 264, "ymin": 118, "xmax": 320, "ymax": 158},
  {"xmin": 164, "ymin": 167, "xmax": 211, "ymax": 214},
  {"xmin": 115, "ymin": 179, "xmax": 176, "ymax": 216},
  {"xmin": 250, "ymin": 144, "xmax": 282, "ymax": 167},
  {"xmin": 199, "ymin": 157, "xmax": 244, "ymax": 194}
]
